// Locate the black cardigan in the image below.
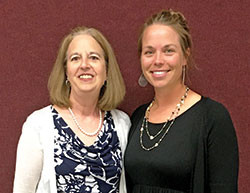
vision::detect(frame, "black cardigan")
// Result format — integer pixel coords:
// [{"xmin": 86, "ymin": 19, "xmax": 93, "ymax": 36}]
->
[{"xmin": 125, "ymin": 97, "xmax": 238, "ymax": 193}]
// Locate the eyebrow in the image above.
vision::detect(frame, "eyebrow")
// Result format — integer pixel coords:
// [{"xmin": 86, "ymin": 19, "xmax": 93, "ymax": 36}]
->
[
  {"xmin": 88, "ymin": 51, "xmax": 103, "ymax": 58},
  {"xmin": 68, "ymin": 52, "xmax": 81, "ymax": 59},
  {"xmin": 142, "ymin": 44, "xmax": 177, "ymax": 50},
  {"xmin": 163, "ymin": 44, "xmax": 177, "ymax": 49},
  {"xmin": 68, "ymin": 51, "xmax": 103, "ymax": 59}
]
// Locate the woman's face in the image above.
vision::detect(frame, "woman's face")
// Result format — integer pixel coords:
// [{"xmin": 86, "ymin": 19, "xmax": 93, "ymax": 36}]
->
[
  {"xmin": 140, "ymin": 24, "xmax": 187, "ymax": 90},
  {"xmin": 66, "ymin": 34, "xmax": 107, "ymax": 97}
]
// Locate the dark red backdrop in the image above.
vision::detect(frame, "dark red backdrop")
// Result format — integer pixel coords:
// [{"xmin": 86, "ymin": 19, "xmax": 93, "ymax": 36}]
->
[{"xmin": 0, "ymin": 0, "xmax": 249, "ymax": 192}]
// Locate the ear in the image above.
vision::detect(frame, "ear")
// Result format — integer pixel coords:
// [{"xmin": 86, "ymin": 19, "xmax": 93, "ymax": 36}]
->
[
  {"xmin": 65, "ymin": 63, "xmax": 68, "ymax": 77},
  {"xmin": 183, "ymin": 48, "xmax": 190, "ymax": 66},
  {"xmin": 185, "ymin": 48, "xmax": 190, "ymax": 59}
]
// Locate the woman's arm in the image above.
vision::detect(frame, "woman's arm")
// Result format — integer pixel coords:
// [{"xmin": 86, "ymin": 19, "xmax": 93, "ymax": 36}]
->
[
  {"xmin": 13, "ymin": 117, "xmax": 43, "ymax": 193},
  {"xmin": 207, "ymin": 102, "xmax": 239, "ymax": 193}
]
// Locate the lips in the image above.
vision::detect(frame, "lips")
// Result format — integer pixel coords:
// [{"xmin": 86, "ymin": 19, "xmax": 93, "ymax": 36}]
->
[
  {"xmin": 79, "ymin": 74, "xmax": 94, "ymax": 79},
  {"xmin": 150, "ymin": 70, "xmax": 171, "ymax": 78},
  {"xmin": 153, "ymin": 71, "xmax": 165, "ymax": 75},
  {"xmin": 151, "ymin": 70, "xmax": 170, "ymax": 74}
]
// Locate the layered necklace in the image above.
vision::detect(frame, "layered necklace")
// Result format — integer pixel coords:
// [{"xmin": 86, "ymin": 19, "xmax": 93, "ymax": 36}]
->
[
  {"xmin": 68, "ymin": 107, "xmax": 103, "ymax": 137},
  {"xmin": 140, "ymin": 86, "xmax": 189, "ymax": 151}
]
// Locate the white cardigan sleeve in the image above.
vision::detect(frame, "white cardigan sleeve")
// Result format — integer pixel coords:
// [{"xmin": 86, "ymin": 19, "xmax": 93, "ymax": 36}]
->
[
  {"xmin": 13, "ymin": 114, "xmax": 44, "ymax": 193},
  {"xmin": 111, "ymin": 109, "xmax": 131, "ymax": 193}
]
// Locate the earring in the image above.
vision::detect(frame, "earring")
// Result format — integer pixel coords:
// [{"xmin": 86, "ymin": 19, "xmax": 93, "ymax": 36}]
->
[
  {"xmin": 182, "ymin": 65, "xmax": 186, "ymax": 85},
  {"xmin": 103, "ymin": 80, "xmax": 107, "ymax": 87},
  {"xmin": 138, "ymin": 73, "xmax": 148, "ymax": 87},
  {"xmin": 99, "ymin": 80, "xmax": 107, "ymax": 97},
  {"xmin": 65, "ymin": 78, "xmax": 70, "ymax": 86}
]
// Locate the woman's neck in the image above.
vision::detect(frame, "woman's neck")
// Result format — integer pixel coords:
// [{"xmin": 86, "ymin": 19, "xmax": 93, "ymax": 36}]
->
[
  {"xmin": 153, "ymin": 84, "xmax": 187, "ymax": 108},
  {"xmin": 69, "ymin": 91, "xmax": 100, "ymax": 117}
]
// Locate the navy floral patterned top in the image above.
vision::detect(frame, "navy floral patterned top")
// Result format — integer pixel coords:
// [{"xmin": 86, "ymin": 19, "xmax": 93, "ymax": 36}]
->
[{"xmin": 52, "ymin": 107, "xmax": 122, "ymax": 193}]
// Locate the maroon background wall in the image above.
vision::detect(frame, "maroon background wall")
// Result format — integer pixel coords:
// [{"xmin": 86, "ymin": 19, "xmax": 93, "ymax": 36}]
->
[{"xmin": 0, "ymin": 0, "xmax": 249, "ymax": 192}]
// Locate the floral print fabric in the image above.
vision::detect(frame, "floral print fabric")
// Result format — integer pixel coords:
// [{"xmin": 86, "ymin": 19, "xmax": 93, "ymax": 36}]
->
[{"xmin": 52, "ymin": 107, "xmax": 122, "ymax": 193}]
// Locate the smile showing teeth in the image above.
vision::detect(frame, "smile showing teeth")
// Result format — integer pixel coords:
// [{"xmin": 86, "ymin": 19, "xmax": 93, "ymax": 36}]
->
[
  {"xmin": 79, "ymin": 75, "xmax": 93, "ymax": 79},
  {"xmin": 153, "ymin": 71, "xmax": 165, "ymax": 75}
]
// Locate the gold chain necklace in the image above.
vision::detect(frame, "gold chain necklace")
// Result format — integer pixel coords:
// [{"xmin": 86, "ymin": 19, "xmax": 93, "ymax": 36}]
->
[{"xmin": 140, "ymin": 86, "xmax": 189, "ymax": 151}]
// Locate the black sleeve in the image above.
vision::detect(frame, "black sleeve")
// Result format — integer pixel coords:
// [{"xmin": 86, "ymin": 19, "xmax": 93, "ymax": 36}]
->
[{"xmin": 206, "ymin": 100, "xmax": 239, "ymax": 192}]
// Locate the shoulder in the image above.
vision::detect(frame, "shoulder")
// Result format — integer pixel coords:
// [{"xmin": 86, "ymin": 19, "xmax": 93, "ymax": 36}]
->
[
  {"xmin": 201, "ymin": 97, "xmax": 235, "ymax": 135},
  {"xmin": 111, "ymin": 109, "xmax": 130, "ymax": 122},
  {"xmin": 110, "ymin": 109, "xmax": 131, "ymax": 131},
  {"xmin": 23, "ymin": 105, "xmax": 53, "ymax": 131},
  {"xmin": 201, "ymin": 97, "xmax": 231, "ymax": 119},
  {"xmin": 27, "ymin": 105, "xmax": 52, "ymax": 118},
  {"xmin": 132, "ymin": 103, "xmax": 149, "ymax": 114},
  {"xmin": 126, "ymin": 103, "xmax": 149, "ymax": 141},
  {"xmin": 130, "ymin": 103, "xmax": 149, "ymax": 123}
]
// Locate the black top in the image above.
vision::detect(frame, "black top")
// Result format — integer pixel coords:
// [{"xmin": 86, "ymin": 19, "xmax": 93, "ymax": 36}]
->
[{"xmin": 124, "ymin": 97, "xmax": 238, "ymax": 193}]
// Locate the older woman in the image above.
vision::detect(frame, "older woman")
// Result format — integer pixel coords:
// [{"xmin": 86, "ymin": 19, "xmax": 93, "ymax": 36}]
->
[
  {"xmin": 13, "ymin": 26, "xmax": 130, "ymax": 193},
  {"xmin": 125, "ymin": 9, "xmax": 238, "ymax": 193}
]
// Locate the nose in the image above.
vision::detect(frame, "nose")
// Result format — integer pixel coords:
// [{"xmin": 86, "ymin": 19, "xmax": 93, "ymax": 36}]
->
[
  {"xmin": 154, "ymin": 52, "xmax": 164, "ymax": 66},
  {"xmin": 79, "ymin": 56, "xmax": 90, "ymax": 69}
]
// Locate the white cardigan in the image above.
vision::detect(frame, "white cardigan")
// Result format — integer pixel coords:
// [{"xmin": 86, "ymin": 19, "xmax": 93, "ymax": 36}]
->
[{"xmin": 13, "ymin": 106, "xmax": 131, "ymax": 193}]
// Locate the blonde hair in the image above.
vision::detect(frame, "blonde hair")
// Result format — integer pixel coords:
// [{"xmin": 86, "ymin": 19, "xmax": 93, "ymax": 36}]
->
[
  {"xmin": 138, "ymin": 9, "xmax": 194, "ymax": 78},
  {"xmin": 48, "ymin": 26, "xmax": 125, "ymax": 111}
]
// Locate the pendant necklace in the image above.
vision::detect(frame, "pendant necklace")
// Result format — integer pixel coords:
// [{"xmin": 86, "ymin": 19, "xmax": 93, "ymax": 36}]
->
[{"xmin": 140, "ymin": 86, "xmax": 189, "ymax": 151}]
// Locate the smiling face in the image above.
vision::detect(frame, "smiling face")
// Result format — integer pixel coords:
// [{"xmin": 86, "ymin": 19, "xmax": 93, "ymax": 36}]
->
[
  {"xmin": 66, "ymin": 34, "xmax": 107, "ymax": 97},
  {"xmin": 141, "ymin": 24, "xmax": 187, "ymax": 90}
]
